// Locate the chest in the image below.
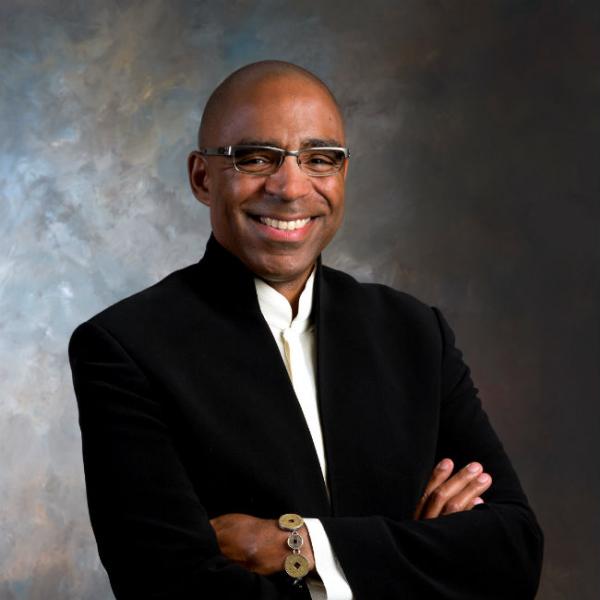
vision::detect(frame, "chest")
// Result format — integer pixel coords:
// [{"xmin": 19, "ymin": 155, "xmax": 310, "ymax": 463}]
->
[{"xmin": 142, "ymin": 297, "xmax": 443, "ymax": 521}]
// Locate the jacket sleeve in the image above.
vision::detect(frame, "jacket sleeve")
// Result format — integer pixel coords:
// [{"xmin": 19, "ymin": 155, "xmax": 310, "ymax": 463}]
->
[
  {"xmin": 304, "ymin": 518, "xmax": 354, "ymax": 598},
  {"xmin": 319, "ymin": 307, "xmax": 544, "ymax": 600},
  {"xmin": 69, "ymin": 320, "xmax": 304, "ymax": 600}
]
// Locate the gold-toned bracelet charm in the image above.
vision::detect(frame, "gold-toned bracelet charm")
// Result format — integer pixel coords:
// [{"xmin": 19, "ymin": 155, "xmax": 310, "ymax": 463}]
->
[
  {"xmin": 279, "ymin": 513, "xmax": 310, "ymax": 579},
  {"xmin": 279, "ymin": 513, "xmax": 304, "ymax": 531},
  {"xmin": 284, "ymin": 553, "xmax": 310, "ymax": 578}
]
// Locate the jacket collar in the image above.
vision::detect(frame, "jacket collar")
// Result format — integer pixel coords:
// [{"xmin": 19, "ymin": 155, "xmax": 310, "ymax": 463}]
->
[
  {"xmin": 197, "ymin": 233, "xmax": 323, "ymax": 318},
  {"xmin": 196, "ymin": 234, "xmax": 332, "ymax": 514}
]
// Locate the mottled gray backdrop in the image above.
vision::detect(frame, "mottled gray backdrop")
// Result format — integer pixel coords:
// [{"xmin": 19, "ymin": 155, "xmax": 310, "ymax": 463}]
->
[{"xmin": 1, "ymin": 0, "xmax": 599, "ymax": 598}]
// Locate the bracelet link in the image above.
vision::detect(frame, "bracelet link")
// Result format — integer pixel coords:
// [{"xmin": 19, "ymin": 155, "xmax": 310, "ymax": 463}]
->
[{"xmin": 279, "ymin": 513, "xmax": 310, "ymax": 580}]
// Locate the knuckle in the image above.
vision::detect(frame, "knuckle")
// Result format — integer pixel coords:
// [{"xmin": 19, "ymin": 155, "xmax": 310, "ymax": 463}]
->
[
  {"xmin": 431, "ymin": 488, "xmax": 448, "ymax": 503},
  {"xmin": 446, "ymin": 501, "xmax": 462, "ymax": 513}
]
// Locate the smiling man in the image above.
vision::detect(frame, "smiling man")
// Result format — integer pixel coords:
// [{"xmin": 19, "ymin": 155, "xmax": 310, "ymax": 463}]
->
[
  {"xmin": 69, "ymin": 61, "xmax": 543, "ymax": 599},
  {"xmin": 190, "ymin": 63, "xmax": 347, "ymax": 311}
]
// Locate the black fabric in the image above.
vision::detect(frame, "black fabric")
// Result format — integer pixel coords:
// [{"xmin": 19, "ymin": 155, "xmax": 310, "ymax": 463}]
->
[{"xmin": 69, "ymin": 234, "xmax": 543, "ymax": 599}]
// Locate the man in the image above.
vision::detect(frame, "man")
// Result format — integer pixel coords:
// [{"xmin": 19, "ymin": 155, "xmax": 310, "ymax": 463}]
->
[{"xmin": 69, "ymin": 61, "xmax": 543, "ymax": 599}]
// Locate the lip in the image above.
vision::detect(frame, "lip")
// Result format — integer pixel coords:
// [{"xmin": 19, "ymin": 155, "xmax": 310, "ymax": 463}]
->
[
  {"xmin": 249, "ymin": 213, "xmax": 315, "ymax": 221},
  {"xmin": 249, "ymin": 214, "xmax": 316, "ymax": 242}
]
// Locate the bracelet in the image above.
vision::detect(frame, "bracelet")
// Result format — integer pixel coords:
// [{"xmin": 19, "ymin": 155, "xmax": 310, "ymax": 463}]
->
[{"xmin": 278, "ymin": 513, "xmax": 310, "ymax": 580}]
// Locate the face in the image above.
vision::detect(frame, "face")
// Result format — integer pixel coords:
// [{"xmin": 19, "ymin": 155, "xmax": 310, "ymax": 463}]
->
[{"xmin": 188, "ymin": 76, "xmax": 348, "ymax": 288}]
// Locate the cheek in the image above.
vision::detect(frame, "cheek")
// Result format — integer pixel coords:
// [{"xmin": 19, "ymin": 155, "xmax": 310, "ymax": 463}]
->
[
  {"xmin": 225, "ymin": 176, "xmax": 263, "ymax": 208},
  {"xmin": 323, "ymin": 183, "xmax": 345, "ymax": 234},
  {"xmin": 318, "ymin": 180, "xmax": 345, "ymax": 213},
  {"xmin": 211, "ymin": 179, "xmax": 253, "ymax": 224}
]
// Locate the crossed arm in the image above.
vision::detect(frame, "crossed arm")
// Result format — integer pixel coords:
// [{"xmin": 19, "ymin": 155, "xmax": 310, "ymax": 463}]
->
[
  {"xmin": 210, "ymin": 457, "xmax": 493, "ymax": 576},
  {"xmin": 70, "ymin": 312, "xmax": 543, "ymax": 599}
]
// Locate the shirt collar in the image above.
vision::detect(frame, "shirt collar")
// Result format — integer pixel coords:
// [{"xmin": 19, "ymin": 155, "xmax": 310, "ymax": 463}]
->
[{"xmin": 255, "ymin": 269, "xmax": 315, "ymax": 332}]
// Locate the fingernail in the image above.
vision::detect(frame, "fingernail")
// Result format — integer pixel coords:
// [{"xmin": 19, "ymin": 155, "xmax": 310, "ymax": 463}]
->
[
  {"xmin": 477, "ymin": 473, "xmax": 490, "ymax": 484},
  {"xmin": 473, "ymin": 498, "xmax": 484, "ymax": 505},
  {"xmin": 467, "ymin": 462, "xmax": 481, "ymax": 474},
  {"xmin": 436, "ymin": 459, "xmax": 452, "ymax": 470}
]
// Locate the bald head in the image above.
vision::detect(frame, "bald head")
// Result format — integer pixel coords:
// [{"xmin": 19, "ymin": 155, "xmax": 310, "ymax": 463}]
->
[
  {"xmin": 188, "ymin": 59, "xmax": 348, "ymax": 302},
  {"xmin": 198, "ymin": 60, "xmax": 343, "ymax": 148}
]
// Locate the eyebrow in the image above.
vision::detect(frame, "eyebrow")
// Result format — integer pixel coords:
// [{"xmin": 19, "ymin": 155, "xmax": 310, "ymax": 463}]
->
[
  {"xmin": 236, "ymin": 138, "xmax": 280, "ymax": 147},
  {"xmin": 303, "ymin": 138, "xmax": 344, "ymax": 148},
  {"xmin": 235, "ymin": 137, "xmax": 345, "ymax": 148}
]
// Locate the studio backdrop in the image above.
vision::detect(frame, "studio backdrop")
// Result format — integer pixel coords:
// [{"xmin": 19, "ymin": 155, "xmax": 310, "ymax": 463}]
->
[{"xmin": 1, "ymin": 1, "xmax": 599, "ymax": 598}]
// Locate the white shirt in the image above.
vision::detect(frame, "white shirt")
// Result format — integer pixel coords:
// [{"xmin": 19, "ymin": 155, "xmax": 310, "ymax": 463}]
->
[{"xmin": 255, "ymin": 271, "xmax": 354, "ymax": 600}]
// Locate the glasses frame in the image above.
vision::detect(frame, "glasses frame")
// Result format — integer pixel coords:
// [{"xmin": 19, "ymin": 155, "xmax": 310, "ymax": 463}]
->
[{"xmin": 198, "ymin": 144, "xmax": 350, "ymax": 177}]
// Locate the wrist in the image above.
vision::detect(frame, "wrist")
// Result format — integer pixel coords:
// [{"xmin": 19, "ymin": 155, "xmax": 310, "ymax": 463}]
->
[{"xmin": 278, "ymin": 513, "xmax": 315, "ymax": 580}]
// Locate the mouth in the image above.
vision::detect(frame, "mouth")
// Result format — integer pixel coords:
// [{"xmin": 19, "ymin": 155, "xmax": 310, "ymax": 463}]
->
[
  {"xmin": 255, "ymin": 215, "xmax": 312, "ymax": 231},
  {"xmin": 248, "ymin": 213, "xmax": 317, "ymax": 241}
]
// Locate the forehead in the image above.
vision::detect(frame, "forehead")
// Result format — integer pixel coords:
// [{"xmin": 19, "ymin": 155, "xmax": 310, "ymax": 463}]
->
[{"xmin": 215, "ymin": 76, "xmax": 345, "ymax": 145}]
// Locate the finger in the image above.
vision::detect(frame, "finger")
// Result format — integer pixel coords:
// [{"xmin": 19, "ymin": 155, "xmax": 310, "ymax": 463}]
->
[
  {"xmin": 420, "ymin": 461, "xmax": 484, "ymax": 519},
  {"xmin": 209, "ymin": 515, "xmax": 229, "ymax": 534},
  {"xmin": 440, "ymin": 473, "xmax": 492, "ymax": 515},
  {"xmin": 413, "ymin": 458, "xmax": 454, "ymax": 519}
]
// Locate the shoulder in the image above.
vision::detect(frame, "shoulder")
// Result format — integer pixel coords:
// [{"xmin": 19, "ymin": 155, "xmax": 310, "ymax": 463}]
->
[
  {"xmin": 319, "ymin": 263, "xmax": 448, "ymax": 369},
  {"xmin": 70, "ymin": 261, "xmax": 204, "ymax": 348},
  {"xmin": 321, "ymin": 263, "xmax": 437, "ymax": 326}
]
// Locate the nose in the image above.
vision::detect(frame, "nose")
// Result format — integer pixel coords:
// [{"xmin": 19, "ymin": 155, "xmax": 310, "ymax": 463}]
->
[{"xmin": 264, "ymin": 156, "xmax": 312, "ymax": 201}]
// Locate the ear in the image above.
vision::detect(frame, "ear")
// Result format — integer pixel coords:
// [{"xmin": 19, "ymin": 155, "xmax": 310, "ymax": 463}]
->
[
  {"xmin": 188, "ymin": 151, "xmax": 211, "ymax": 207},
  {"xmin": 341, "ymin": 156, "xmax": 349, "ymax": 180}
]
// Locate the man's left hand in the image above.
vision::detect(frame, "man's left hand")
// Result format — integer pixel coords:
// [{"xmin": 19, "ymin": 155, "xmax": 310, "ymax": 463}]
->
[
  {"xmin": 209, "ymin": 513, "xmax": 315, "ymax": 576},
  {"xmin": 413, "ymin": 458, "xmax": 492, "ymax": 520}
]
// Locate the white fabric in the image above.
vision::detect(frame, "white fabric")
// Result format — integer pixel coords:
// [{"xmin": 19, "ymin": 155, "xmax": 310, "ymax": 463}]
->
[
  {"xmin": 304, "ymin": 518, "xmax": 353, "ymax": 600},
  {"xmin": 255, "ymin": 271, "xmax": 354, "ymax": 600}
]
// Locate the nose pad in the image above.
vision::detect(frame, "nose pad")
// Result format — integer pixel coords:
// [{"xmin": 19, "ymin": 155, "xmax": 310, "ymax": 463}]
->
[{"xmin": 264, "ymin": 156, "xmax": 312, "ymax": 200}]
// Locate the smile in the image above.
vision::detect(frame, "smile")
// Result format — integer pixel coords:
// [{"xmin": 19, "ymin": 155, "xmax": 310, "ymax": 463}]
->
[{"xmin": 258, "ymin": 216, "xmax": 312, "ymax": 231}]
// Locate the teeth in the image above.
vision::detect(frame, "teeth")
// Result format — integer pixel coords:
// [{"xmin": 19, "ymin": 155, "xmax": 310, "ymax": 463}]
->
[{"xmin": 259, "ymin": 217, "xmax": 311, "ymax": 231}]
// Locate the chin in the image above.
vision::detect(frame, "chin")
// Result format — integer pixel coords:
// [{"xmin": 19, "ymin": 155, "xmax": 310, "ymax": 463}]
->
[{"xmin": 250, "ymin": 254, "xmax": 313, "ymax": 284}]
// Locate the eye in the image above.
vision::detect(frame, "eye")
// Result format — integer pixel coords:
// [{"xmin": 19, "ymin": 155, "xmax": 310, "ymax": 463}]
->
[
  {"xmin": 306, "ymin": 153, "xmax": 336, "ymax": 165},
  {"xmin": 233, "ymin": 147, "xmax": 280, "ymax": 173},
  {"xmin": 300, "ymin": 149, "xmax": 345, "ymax": 174},
  {"xmin": 236, "ymin": 153, "xmax": 273, "ymax": 166},
  {"xmin": 310, "ymin": 154, "xmax": 335, "ymax": 165}
]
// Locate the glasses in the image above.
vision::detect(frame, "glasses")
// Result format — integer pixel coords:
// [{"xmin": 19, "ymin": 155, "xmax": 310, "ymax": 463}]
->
[{"xmin": 198, "ymin": 145, "xmax": 350, "ymax": 177}]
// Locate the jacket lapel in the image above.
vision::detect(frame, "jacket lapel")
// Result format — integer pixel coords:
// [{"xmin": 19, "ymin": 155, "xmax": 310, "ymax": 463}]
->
[
  {"xmin": 315, "ymin": 264, "xmax": 419, "ymax": 518},
  {"xmin": 196, "ymin": 236, "xmax": 331, "ymax": 517}
]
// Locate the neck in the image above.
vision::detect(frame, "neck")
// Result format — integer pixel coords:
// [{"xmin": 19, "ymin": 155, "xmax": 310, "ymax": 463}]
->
[{"xmin": 263, "ymin": 267, "xmax": 314, "ymax": 318}]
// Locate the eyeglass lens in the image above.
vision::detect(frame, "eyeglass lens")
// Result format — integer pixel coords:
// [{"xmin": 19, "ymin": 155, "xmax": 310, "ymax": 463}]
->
[{"xmin": 233, "ymin": 147, "xmax": 345, "ymax": 176}]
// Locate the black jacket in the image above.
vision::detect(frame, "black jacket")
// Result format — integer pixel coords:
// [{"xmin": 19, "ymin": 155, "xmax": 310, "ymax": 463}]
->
[{"xmin": 69, "ymin": 235, "xmax": 543, "ymax": 599}]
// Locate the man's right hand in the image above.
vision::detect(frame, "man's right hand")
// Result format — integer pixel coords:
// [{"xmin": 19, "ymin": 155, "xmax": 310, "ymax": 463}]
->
[{"xmin": 413, "ymin": 458, "xmax": 492, "ymax": 520}]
